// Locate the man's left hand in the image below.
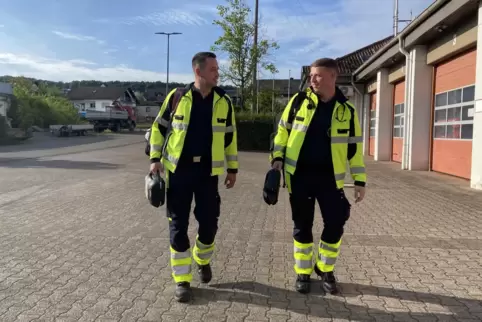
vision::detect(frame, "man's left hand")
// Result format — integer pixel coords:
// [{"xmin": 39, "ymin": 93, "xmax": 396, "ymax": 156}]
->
[
  {"xmin": 354, "ymin": 186, "xmax": 366, "ymax": 203},
  {"xmin": 225, "ymin": 173, "xmax": 236, "ymax": 189}
]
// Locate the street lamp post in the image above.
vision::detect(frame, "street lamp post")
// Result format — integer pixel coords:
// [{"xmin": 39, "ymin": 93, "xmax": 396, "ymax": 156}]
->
[{"xmin": 155, "ymin": 32, "xmax": 182, "ymax": 96}]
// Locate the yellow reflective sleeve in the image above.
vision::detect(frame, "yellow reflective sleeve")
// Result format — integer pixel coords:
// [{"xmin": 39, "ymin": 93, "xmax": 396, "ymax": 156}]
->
[
  {"xmin": 348, "ymin": 105, "xmax": 367, "ymax": 184},
  {"xmin": 224, "ymin": 95, "xmax": 238, "ymax": 170},
  {"xmin": 149, "ymin": 88, "xmax": 177, "ymax": 160},
  {"xmin": 269, "ymin": 93, "xmax": 300, "ymax": 163}
]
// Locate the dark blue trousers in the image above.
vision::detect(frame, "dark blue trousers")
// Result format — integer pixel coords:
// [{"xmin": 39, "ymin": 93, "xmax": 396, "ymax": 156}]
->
[{"xmin": 166, "ymin": 162, "xmax": 221, "ymax": 253}]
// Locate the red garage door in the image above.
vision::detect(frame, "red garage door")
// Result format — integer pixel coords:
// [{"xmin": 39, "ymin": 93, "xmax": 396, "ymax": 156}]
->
[
  {"xmin": 392, "ymin": 81, "xmax": 405, "ymax": 162},
  {"xmin": 432, "ymin": 48, "xmax": 476, "ymax": 179},
  {"xmin": 368, "ymin": 92, "xmax": 377, "ymax": 156}
]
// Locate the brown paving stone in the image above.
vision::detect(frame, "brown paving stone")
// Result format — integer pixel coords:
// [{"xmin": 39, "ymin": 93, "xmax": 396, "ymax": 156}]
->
[{"xmin": 1, "ymin": 135, "xmax": 482, "ymax": 321}]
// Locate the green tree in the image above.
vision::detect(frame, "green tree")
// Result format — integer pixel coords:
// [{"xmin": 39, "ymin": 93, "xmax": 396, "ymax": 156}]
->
[
  {"xmin": 211, "ymin": 0, "xmax": 279, "ymax": 110},
  {"xmin": 7, "ymin": 77, "xmax": 80, "ymax": 129},
  {"xmin": 257, "ymin": 89, "xmax": 284, "ymax": 114}
]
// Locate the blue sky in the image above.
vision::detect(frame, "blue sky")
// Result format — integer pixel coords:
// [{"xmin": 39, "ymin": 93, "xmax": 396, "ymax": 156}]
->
[{"xmin": 0, "ymin": 0, "xmax": 433, "ymax": 84}]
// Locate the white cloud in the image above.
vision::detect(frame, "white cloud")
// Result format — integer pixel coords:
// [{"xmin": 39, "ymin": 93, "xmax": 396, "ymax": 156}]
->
[
  {"xmin": 103, "ymin": 48, "xmax": 118, "ymax": 55},
  {"xmin": 95, "ymin": 9, "xmax": 209, "ymax": 27},
  {"xmin": 0, "ymin": 25, "xmax": 4, "ymax": 28},
  {"xmin": 260, "ymin": 0, "xmax": 433, "ymax": 58},
  {"xmin": 52, "ymin": 31, "xmax": 105, "ymax": 45},
  {"xmin": 0, "ymin": 52, "xmax": 194, "ymax": 83}
]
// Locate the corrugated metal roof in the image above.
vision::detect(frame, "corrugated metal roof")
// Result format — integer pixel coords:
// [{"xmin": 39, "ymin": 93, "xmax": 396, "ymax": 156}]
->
[
  {"xmin": 66, "ymin": 86, "xmax": 126, "ymax": 101},
  {"xmin": 302, "ymin": 36, "xmax": 394, "ymax": 77}
]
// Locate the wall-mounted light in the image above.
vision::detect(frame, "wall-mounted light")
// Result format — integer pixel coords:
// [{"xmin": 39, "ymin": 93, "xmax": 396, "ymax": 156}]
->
[{"xmin": 435, "ymin": 24, "xmax": 448, "ymax": 33}]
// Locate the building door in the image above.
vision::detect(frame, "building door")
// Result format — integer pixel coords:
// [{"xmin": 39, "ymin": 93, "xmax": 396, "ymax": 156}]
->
[
  {"xmin": 432, "ymin": 48, "xmax": 476, "ymax": 179},
  {"xmin": 392, "ymin": 81, "xmax": 405, "ymax": 162}
]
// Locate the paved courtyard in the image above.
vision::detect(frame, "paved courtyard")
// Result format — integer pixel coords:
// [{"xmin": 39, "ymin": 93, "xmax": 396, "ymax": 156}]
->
[{"xmin": 0, "ymin": 133, "xmax": 482, "ymax": 322}]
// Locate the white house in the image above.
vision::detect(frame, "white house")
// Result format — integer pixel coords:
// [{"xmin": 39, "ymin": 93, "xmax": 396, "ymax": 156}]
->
[
  {"xmin": 66, "ymin": 86, "xmax": 137, "ymax": 112},
  {"xmin": 0, "ymin": 82, "xmax": 13, "ymax": 118}
]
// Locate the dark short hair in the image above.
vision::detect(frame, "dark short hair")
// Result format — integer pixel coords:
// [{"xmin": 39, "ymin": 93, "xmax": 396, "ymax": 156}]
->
[
  {"xmin": 310, "ymin": 58, "xmax": 338, "ymax": 72},
  {"xmin": 192, "ymin": 52, "xmax": 217, "ymax": 69}
]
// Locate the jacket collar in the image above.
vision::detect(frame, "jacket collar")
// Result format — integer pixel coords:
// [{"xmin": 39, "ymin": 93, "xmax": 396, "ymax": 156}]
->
[
  {"xmin": 307, "ymin": 86, "xmax": 348, "ymax": 104},
  {"xmin": 188, "ymin": 82, "xmax": 226, "ymax": 98}
]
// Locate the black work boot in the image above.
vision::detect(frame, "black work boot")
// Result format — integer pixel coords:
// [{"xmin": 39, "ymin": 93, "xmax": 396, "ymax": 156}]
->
[
  {"xmin": 295, "ymin": 274, "xmax": 311, "ymax": 294},
  {"xmin": 197, "ymin": 264, "xmax": 212, "ymax": 283},
  {"xmin": 314, "ymin": 266, "xmax": 339, "ymax": 294},
  {"xmin": 175, "ymin": 282, "xmax": 192, "ymax": 303}
]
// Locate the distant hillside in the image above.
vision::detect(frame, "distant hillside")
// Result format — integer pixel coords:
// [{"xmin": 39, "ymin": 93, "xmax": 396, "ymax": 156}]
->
[{"xmin": 0, "ymin": 76, "xmax": 237, "ymax": 92}]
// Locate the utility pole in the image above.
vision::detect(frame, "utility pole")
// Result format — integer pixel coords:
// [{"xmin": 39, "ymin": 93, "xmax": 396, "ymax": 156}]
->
[
  {"xmin": 393, "ymin": 0, "xmax": 412, "ymax": 35},
  {"xmin": 252, "ymin": 0, "xmax": 259, "ymax": 113},
  {"xmin": 288, "ymin": 69, "xmax": 291, "ymax": 100},
  {"xmin": 271, "ymin": 74, "xmax": 275, "ymax": 114},
  {"xmin": 256, "ymin": 69, "xmax": 260, "ymax": 114},
  {"xmin": 155, "ymin": 32, "xmax": 182, "ymax": 96}
]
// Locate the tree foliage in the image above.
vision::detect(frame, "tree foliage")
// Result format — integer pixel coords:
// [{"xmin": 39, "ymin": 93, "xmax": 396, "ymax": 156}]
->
[
  {"xmin": 256, "ymin": 89, "xmax": 284, "ymax": 114},
  {"xmin": 0, "ymin": 76, "xmax": 237, "ymax": 93},
  {"xmin": 7, "ymin": 77, "xmax": 80, "ymax": 129},
  {"xmin": 211, "ymin": 0, "xmax": 279, "ymax": 110}
]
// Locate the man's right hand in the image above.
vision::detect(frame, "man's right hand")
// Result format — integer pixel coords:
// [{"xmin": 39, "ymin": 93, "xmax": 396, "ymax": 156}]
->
[
  {"xmin": 272, "ymin": 160, "xmax": 283, "ymax": 171},
  {"xmin": 150, "ymin": 162, "xmax": 164, "ymax": 174}
]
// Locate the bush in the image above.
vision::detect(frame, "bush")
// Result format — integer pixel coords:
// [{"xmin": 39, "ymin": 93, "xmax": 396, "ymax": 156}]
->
[
  {"xmin": 8, "ymin": 77, "xmax": 81, "ymax": 129},
  {"xmin": 0, "ymin": 115, "xmax": 7, "ymax": 138},
  {"xmin": 235, "ymin": 112, "xmax": 278, "ymax": 151}
]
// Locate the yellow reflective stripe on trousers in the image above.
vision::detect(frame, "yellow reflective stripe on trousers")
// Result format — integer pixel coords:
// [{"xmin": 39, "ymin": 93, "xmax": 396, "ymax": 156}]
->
[
  {"xmin": 226, "ymin": 155, "xmax": 237, "ymax": 161},
  {"xmin": 293, "ymin": 239, "xmax": 314, "ymax": 275},
  {"xmin": 170, "ymin": 246, "xmax": 192, "ymax": 283},
  {"xmin": 316, "ymin": 239, "xmax": 342, "ymax": 273},
  {"xmin": 193, "ymin": 236, "xmax": 214, "ymax": 266}
]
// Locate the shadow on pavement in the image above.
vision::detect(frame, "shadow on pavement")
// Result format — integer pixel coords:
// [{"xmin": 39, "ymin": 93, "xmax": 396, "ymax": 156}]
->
[
  {"xmin": 190, "ymin": 281, "xmax": 481, "ymax": 320},
  {"xmin": 0, "ymin": 132, "xmax": 115, "ymax": 153},
  {"xmin": 0, "ymin": 157, "xmax": 121, "ymax": 170}
]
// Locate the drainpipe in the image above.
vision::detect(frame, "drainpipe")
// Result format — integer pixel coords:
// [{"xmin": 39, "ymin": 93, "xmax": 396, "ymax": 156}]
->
[
  {"xmin": 351, "ymin": 75, "xmax": 364, "ymax": 133},
  {"xmin": 398, "ymin": 36, "xmax": 411, "ymax": 170}
]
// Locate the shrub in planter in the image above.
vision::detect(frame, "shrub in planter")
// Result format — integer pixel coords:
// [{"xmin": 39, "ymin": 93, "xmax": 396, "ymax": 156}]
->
[{"xmin": 235, "ymin": 112, "xmax": 277, "ymax": 152}]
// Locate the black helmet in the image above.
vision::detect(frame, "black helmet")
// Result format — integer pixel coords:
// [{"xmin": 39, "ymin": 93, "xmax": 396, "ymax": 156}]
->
[
  {"xmin": 263, "ymin": 168, "xmax": 281, "ymax": 205},
  {"xmin": 145, "ymin": 171, "xmax": 166, "ymax": 208}
]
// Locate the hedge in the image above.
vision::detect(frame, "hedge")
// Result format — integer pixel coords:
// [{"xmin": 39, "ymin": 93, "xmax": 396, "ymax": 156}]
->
[{"xmin": 235, "ymin": 112, "xmax": 278, "ymax": 152}]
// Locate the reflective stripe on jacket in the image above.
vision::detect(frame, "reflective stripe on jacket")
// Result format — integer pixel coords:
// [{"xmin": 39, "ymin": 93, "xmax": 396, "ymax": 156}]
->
[
  {"xmin": 270, "ymin": 87, "xmax": 366, "ymax": 189},
  {"xmin": 150, "ymin": 86, "xmax": 238, "ymax": 175}
]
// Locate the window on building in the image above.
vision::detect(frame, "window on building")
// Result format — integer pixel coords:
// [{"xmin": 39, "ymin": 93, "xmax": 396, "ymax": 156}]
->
[
  {"xmin": 90, "ymin": 102, "xmax": 96, "ymax": 108},
  {"xmin": 393, "ymin": 103, "xmax": 404, "ymax": 138},
  {"xmin": 369, "ymin": 110, "xmax": 376, "ymax": 137},
  {"xmin": 433, "ymin": 85, "xmax": 474, "ymax": 140}
]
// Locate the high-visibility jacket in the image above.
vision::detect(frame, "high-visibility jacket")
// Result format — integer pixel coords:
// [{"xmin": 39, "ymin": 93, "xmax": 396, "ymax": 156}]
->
[
  {"xmin": 150, "ymin": 86, "xmax": 238, "ymax": 175},
  {"xmin": 270, "ymin": 87, "xmax": 366, "ymax": 189}
]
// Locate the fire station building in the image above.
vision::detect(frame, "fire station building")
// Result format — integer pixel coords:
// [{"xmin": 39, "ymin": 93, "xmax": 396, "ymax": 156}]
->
[{"xmin": 351, "ymin": 0, "xmax": 482, "ymax": 190}]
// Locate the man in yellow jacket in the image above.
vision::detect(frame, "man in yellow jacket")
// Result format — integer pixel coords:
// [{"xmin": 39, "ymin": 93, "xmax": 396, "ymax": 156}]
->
[
  {"xmin": 270, "ymin": 58, "xmax": 366, "ymax": 294},
  {"xmin": 149, "ymin": 52, "xmax": 238, "ymax": 302}
]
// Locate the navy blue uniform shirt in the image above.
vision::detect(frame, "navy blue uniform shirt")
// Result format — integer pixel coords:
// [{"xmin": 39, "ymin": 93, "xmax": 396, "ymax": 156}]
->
[
  {"xmin": 179, "ymin": 86, "xmax": 213, "ymax": 170},
  {"xmin": 296, "ymin": 95, "xmax": 336, "ymax": 174}
]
